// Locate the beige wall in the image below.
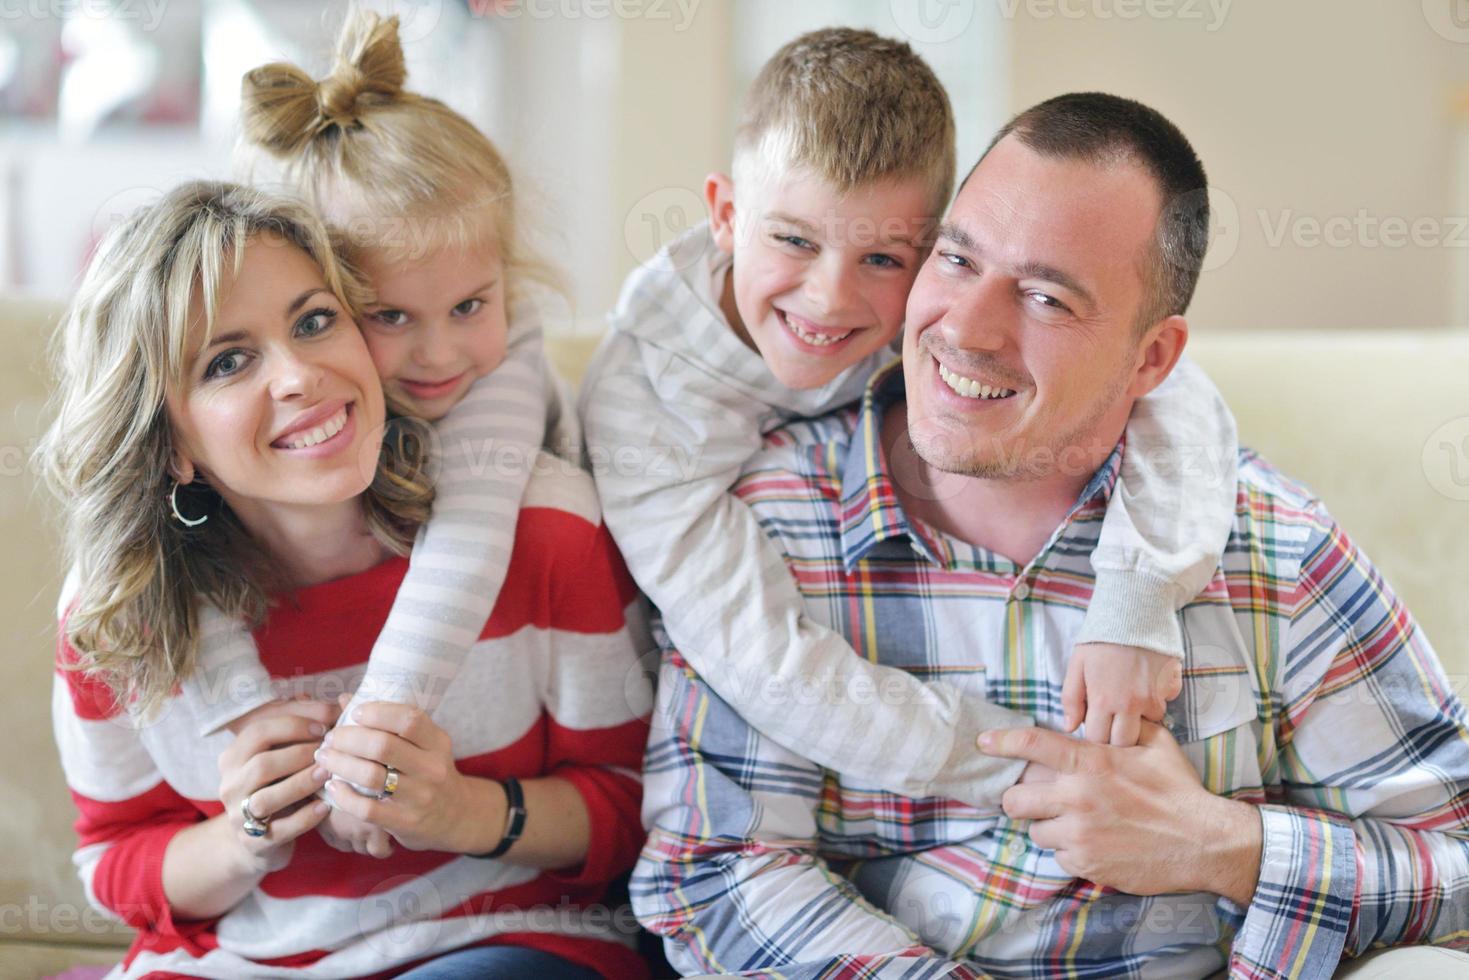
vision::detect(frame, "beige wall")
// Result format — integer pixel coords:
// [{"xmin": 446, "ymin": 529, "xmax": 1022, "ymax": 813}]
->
[{"xmin": 1008, "ymin": 0, "xmax": 1467, "ymax": 331}]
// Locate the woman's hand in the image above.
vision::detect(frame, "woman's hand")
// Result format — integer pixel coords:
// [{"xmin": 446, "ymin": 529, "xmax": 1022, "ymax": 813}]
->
[
  {"xmin": 316, "ymin": 696, "xmax": 494, "ymax": 854},
  {"xmin": 216, "ymin": 699, "xmax": 339, "ymax": 875}
]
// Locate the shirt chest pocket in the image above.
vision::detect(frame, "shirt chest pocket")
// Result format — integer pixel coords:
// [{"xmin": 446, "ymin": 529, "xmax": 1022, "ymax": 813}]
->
[{"xmin": 1166, "ymin": 640, "xmax": 1263, "ymax": 796}]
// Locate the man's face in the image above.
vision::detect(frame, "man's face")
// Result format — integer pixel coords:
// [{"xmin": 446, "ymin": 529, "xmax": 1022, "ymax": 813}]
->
[{"xmin": 902, "ymin": 136, "xmax": 1164, "ymax": 480}]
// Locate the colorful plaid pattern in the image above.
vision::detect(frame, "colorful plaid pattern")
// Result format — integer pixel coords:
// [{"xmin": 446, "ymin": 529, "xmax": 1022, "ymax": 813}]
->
[{"xmin": 631, "ymin": 362, "xmax": 1469, "ymax": 979}]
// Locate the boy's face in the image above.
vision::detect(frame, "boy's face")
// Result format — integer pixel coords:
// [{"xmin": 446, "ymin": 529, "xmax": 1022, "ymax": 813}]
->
[
  {"xmin": 358, "ymin": 242, "xmax": 509, "ymax": 421},
  {"xmin": 708, "ymin": 167, "xmax": 936, "ymax": 390}
]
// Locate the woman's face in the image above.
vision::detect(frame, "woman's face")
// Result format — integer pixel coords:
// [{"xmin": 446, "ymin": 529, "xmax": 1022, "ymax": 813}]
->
[{"xmin": 167, "ymin": 235, "xmax": 386, "ymax": 517}]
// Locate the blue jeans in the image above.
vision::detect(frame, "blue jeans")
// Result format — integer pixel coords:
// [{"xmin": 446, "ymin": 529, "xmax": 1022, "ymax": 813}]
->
[{"xmin": 395, "ymin": 944, "xmax": 602, "ymax": 980}]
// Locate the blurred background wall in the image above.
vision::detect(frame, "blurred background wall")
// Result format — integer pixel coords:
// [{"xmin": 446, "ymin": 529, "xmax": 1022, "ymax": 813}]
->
[{"xmin": 2, "ymin": 0, "xmax": 1467, "ymax": 335}]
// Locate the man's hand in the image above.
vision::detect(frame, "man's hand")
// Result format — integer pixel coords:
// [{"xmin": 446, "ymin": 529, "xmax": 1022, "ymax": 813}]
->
[
  {"xmin": 981, "ymin": 723, "xmax": 1261, "ymax": 905},
  {"xmin": 1061, "ymin": 643, "xmax": 1183, "ymax": 746}
]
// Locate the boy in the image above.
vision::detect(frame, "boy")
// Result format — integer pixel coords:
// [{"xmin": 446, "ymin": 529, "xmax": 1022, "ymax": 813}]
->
[{"xmin": 580, "ymin": 28, "xmax": 1235, "ymax": 806}]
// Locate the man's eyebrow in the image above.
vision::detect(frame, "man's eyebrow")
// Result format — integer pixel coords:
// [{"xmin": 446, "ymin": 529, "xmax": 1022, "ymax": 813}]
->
[
  {"xmin": 936, "ymin": 222, "xmax": 978, "ymax": 252},
  {"xmin": 1014, "ymin": 260, "xmax": 1097, "ymax": 309}
]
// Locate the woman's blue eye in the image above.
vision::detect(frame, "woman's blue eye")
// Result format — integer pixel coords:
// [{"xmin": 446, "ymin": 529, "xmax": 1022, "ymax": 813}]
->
[
  {"xmin": 205, "ymin": 349, "xmax": 248, "ymax": 380},
  {"xmin": 295, "ymin": 308, "xmax": 338, "ymax": 336},
  {"xmin": 371, "ymin": 309, "xmax": 409, "ymax": 328},
  {"xmin": 865, "ymin": 254, "xmax": 902, "ymax": 269},
  {"xmin": 453, "ymin": 298, "xmax": 483, "ymax": 317}
]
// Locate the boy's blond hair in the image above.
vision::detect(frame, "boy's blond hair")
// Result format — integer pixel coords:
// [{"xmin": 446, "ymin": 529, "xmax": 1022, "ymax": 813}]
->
[{"xmin": 733, "ymin": 28, "xmax": 956, "ymax": 213}]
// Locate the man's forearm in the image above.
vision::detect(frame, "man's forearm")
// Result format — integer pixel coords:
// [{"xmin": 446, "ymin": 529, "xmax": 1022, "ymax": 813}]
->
[{"xmin": 1193, "ymin": 795, "xmax": 1263, "ymax": 906}]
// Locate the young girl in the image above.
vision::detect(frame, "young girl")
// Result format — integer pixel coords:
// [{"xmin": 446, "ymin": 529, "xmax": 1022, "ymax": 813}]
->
[{"xmin": 184, "ymin": 12, "xmax": 574, "ymax": 853}]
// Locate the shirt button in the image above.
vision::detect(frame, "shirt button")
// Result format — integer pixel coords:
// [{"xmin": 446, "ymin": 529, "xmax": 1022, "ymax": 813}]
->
[{"xmin": 1013, "ymin": 581, "xmax": 1031, "ymax": 601}]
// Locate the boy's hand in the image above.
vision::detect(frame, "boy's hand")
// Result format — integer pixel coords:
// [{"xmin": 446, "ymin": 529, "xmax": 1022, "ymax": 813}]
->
[
  {"xmin": 1061, "ymin": 643, "xmax": 1183, "ymax": 747},
  {"xmin": 316, "ymin": 795, "xmax": 396, "ymax": 858}
]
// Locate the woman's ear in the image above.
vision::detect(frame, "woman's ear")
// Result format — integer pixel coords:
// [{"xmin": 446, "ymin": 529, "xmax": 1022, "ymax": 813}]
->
[
  {"xmin": 168, "ymin": 449, "xmax": 196, "ymax": 486},
  {"xmin": 704, "ymin": 172, "xmax": 738, "ymax": 255}
]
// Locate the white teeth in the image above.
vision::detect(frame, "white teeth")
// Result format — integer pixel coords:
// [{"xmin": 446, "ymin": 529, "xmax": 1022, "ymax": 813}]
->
[
  {"xmin": 782, "ymin": 312, "xmax": 853, "ymax": 347},
  {"xmin": 280, "ymin": 407, "xmax": 347, "ymax": 450},
  {"xmin": 939, "ymin": 363, "xmax": 1016, "ymax": 401}
]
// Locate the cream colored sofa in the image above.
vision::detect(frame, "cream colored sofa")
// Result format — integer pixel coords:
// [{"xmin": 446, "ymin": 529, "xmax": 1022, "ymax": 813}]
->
[{"xmin": 4, "ymin": 294, "xmax": 1467, "ymax": 977}]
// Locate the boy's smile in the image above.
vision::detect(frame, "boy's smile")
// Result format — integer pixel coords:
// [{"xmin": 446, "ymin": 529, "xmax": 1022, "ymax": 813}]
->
[{"xmin": 706, "ymin": 167, "xmax": 939, "ymax": 390}]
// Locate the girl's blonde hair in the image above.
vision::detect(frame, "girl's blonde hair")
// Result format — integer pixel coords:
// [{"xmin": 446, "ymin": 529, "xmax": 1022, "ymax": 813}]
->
[
  {"xmin": 38, "ymin": 180, "xmax": 435, "ymax": 721},
  {"xmin": 240, "ymin": 10, "xmax": 558, "ymax": 297}
]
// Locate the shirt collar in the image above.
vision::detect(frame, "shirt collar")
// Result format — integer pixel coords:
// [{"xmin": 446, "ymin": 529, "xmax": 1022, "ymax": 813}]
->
[{"xmin": 837, "ymin": 359, "xmax": 1124, "ymax": 571}]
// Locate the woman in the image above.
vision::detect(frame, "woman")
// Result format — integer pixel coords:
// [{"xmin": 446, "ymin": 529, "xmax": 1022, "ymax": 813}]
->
[{"xmin": 41, "ymin": 181, "xmax": 652, "ymax": 980}]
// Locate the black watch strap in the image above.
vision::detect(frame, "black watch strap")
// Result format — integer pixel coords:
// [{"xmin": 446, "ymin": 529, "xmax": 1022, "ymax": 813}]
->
[{"xmin": 472, "ymin": 777, "xmax": 526, "ymax": 859}]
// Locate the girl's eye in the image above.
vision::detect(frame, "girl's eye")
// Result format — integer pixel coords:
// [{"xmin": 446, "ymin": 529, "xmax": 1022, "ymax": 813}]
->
[
  {"xmin": 205, "ymin": 349, "xmax": 250, "ymax": 380},
  {"xmin": 777, "ymin": 234, "xmax": 815, "ymax": 251},
  {"xmin": 370, "ymin": 309, "xmax": 409, "ymax": 328},
  {"xmin": 864, "ymin": 253, "xmax": 903, "ymax": 269},
  {"xmin": 295, "ymin": 307, "xmax": 338, "ymax": 337},
  {"xmin": 452, "ymin": 298, "xmax": 483, "ymax": 317}
]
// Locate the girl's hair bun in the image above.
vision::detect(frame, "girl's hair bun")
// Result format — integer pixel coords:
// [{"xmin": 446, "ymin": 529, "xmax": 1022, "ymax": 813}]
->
[{"xmin": 241, "ymin": 11, "xmax": 406, "ymax": 156}]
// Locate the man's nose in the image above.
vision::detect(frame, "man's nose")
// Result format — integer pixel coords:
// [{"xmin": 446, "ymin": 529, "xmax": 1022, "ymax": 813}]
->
[{"xmin": 940, "ymin": 275, "xmax": 1013, "ymax": 353}]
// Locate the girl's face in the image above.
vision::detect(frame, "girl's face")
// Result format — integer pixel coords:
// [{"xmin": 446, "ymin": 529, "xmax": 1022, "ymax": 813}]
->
[
  {"xmin": 167, "ymin": 235, "xmax": 387, "ymax": 517},
  {"xmin": 358, "ymin": 241, "xmax": 509, "ymax": 421}
]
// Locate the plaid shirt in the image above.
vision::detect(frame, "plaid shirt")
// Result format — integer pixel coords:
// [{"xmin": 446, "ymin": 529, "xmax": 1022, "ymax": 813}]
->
[{"xmin": 630, "ymin": 361, "xmax": 1469, "ymax": 979}]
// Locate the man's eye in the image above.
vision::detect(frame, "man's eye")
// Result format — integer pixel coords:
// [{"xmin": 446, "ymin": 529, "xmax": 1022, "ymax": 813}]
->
[
  {"xmin": 371, "ymin": 310, "xmax": 409, "ymax": 327},
  {"xmin": 452, "ymin": 298, "xmax": 483, "ymax": 317},
  {"xmin": 205, "ymin": 349, "xmax": 249, "ymax": 380},
  {"xmin": 1027, "ymin": 291, "xmax": 1069, "ymax": 312},
  {"xmin": 940, "ymin": 252, "xmax": 973, "ymax": 270}
]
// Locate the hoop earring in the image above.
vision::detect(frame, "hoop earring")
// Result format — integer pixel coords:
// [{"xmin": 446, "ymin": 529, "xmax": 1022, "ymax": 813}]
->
[{"xmin": 168, "ymin": 481, "xmax": 209, "ymax": 528}]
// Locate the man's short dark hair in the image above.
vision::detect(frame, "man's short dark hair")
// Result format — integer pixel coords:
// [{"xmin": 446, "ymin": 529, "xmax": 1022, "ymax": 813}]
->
[{"xmin": 976, "ymin": 92, "xmax": 1210, "ymax": 334}]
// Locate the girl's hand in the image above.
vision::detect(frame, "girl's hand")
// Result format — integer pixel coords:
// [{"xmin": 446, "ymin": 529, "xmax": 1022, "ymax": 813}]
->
[
  {"xmin": 316, "ymin": 696, "xmax": 488, "ymax": 854},
  {"xmin": 216, "ymin": 699, "xmax": 339, "ymax": 875}
]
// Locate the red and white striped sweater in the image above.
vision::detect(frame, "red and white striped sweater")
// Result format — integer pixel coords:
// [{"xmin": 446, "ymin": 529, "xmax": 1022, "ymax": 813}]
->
[{"xmin": 52, "ymin": 468, "xmax": 654, "ymax": 980}]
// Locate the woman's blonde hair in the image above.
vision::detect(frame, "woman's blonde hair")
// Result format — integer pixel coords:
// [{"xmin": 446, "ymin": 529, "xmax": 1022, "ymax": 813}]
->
[
  {"xmin": 37, "ymin": 180, "xmax": 436, "ymax": 721},
  {"xmin": 240, "ymin": 9, "xmax": 558, "ymax": 297}
]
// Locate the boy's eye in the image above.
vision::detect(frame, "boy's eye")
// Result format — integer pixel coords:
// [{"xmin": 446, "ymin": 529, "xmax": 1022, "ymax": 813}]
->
[
  {"xmin": 452, "ymin": 298, "xmax": 483, "ymax": 317},
  {"xmin": 370, "ymin": 309, "xmax": 409, "ymax": 328},
  {"xmin": 776, "ymin": 234, "xmax": 815, "ymax": 251},
  {"xmin": 295, "ymin": 308, "xmax": 338, "ymax": 337},
  {"xmin": 205, "ymin": 349, "xmax": 250, "ymax": 380}
]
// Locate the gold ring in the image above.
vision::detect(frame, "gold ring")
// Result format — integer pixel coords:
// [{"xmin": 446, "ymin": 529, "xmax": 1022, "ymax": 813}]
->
[{"xmin": 381, "ymin": 765, "xmax": 399, "ymax": 799}]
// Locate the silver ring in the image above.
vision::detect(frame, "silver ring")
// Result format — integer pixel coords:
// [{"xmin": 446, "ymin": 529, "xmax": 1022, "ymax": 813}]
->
[
  {"xmin": 379, "ymin": 765, "xmax": 399, "ymax": 800},
  {"xmin": 241, "ymin": 796, "xmax": 270, "ymax": 838}
]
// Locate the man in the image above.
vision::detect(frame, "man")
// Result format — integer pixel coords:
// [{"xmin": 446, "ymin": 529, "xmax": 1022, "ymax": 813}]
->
[{"xmin": 630, "ymin": 93, "xmax": 1469, "ymax": 978}]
